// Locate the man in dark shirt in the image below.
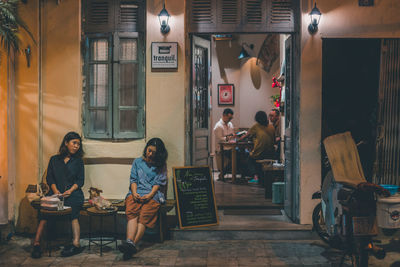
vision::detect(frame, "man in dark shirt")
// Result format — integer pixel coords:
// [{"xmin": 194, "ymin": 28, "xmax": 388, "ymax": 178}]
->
[{"xmin": 269, "ymin": 109, "xmax": 281, "ymax": 161}]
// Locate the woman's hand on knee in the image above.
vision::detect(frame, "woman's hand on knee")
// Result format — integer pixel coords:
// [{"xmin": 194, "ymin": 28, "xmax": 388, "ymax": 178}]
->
[{"xmin": 132, "ymin": 192, "xmax": 141, "ymax": 201}]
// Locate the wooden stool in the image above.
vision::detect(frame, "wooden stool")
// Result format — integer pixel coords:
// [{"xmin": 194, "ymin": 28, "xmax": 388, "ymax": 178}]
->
[
  {"xmin": 87, "ymin": 206, "xmax": 118, "ymax": 256},
  {"xmin": 40, "ymin": 208, "xmax": 72, "ymax": 256}
]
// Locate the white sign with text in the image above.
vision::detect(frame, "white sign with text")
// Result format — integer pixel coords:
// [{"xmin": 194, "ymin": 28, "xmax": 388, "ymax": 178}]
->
[{"xmin": 151, "ymin": 42, "xmax": 178, "ymax": 69}]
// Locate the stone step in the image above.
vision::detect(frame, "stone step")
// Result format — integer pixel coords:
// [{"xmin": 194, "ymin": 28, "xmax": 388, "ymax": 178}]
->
[{"xmin": 170, "ymin": 228, "xmax": 317, "ymax": 241}]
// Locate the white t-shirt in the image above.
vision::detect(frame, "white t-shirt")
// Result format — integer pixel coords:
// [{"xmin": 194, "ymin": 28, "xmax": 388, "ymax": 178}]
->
[{"xmin": 213, "ymin": 118, "xmax": 234, "ymax": 152}]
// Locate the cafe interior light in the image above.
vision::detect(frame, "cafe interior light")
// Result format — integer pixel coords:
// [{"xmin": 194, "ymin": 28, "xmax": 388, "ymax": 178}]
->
[
  {"xmin": 158, "ymin": 3, "xmax": 170, "ymax": 34},
  {"xmin": 308, "ymin": 2, "xmax": 321, "ymax": 34},
  {"xmin": 238, "ymin": 43, "xmax": 254, "ymax": 59}
]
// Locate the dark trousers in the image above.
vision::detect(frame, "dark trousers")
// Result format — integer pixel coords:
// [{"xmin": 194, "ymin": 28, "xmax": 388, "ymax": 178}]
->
[{"xmin": 247, "ymin": 151, "xmax": 274, "ymax": 177}]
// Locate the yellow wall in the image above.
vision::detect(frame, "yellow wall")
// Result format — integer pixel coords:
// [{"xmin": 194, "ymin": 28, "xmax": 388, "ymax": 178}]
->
[
  {"xmin": 13, "ymin": 0, "xmax": 39, "ymax": 231},
  {"xmin": 299, "ymin": 0, "xmax": 400, "ymax": 224},
  {"xmin": 83, "ymin": 0, "xmax": 186, "ymax": 200},
  {"xmin": 10, "ymin": 0, "xmax": 186, "ymax": 230}
]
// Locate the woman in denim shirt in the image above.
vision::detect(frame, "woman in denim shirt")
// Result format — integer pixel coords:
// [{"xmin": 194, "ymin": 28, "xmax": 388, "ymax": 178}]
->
[{"xmin": 118, "ymin": 138, "xmax": 168, "ymax": 260}]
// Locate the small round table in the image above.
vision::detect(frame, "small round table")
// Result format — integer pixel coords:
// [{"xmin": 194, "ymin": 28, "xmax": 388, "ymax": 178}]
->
[
  {"xmin": 40, "ymin": 208, "xmax": 72, "ymax": 256},
  {"xmin": 87, "ymin": 206, "xmax": 118, "ymax": 256}
]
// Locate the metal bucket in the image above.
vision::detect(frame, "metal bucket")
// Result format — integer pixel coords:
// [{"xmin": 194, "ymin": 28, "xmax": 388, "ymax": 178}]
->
[{"xmin": 377, "ymin": 194, "xmax": 400, "ymax": 229}]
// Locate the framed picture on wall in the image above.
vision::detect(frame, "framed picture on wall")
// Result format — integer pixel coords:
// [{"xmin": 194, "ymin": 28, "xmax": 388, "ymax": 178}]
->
[{"xmin": 218, "ymin": 84, "xmax": 234, "ymax": 106}]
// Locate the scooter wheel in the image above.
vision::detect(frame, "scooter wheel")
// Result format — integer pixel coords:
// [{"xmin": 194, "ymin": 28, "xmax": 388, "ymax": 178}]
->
[{"xmin": 312, "ymin": 203, "xmax": 330, "ymax": 244}]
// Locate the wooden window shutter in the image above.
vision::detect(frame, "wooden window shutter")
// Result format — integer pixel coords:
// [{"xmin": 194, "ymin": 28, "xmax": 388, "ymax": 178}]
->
[
  {"xmin": 188, "ymin": 0, "xmax": 297, "ymax": 33},
  {"xmin": 243, "ymin": 0, "xmax": 268, "ymax": 32},
  {"xmin": 188, "ymin": 0, "xmax": 217, "ymax": 32},
  {"xmin": 116, "ymin": 1, "xmax": 145, "ymax": 32},
  {"xmin": 266, "ymin": 0, "xmax": 295, "ymax": 33},
  {"xmin": 219, "ymin": 0, "xmax": 240, "ymax": 25},
  {"xmin": 84, "ymin": 0, "xmax": 145, "ymax": 33},
  {"xmin": 84, "ymin": 0, "xmax": 114, "ymax": 33}
]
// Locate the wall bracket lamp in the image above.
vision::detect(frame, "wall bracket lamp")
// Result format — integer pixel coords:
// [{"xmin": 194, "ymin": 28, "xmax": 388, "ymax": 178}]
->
[
  {"xmin": 158, "ymin": 3, "xmax": 170, "ymax": 34},
  {"xmin": 25, "ymin": 45, "xmax": 31, "ymax": 68},
  {"xmin": 308, "ymin": 2, "xmax": 321, "ymax": 34},
  {"xmin": 238, "ymin": 43, "xmax": 254, "ymax": 59}
]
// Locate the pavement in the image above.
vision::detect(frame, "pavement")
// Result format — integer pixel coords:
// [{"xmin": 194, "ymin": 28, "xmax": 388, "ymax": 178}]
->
[{"xmin": 1, "ymin": 235, "xmax": 400, "ymax": 267}]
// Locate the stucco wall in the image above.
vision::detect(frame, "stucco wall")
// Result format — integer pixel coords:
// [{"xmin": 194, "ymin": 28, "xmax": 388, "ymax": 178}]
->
[
  {"xmin": 299, "ymin": 0, "xmax": 400, "ymax": 224},
  {"xmin": 9, "ymin": 0, "xmax": 185, "ymax": 230},
  {"xmin": 13, "ymin": 0, "xmax": 40, "ymax": 231},
  {"xmin": 82, "ymin": 0, "xmax": 186, "ymax": 200},
  {"xmin": 211, "ymin": 34, "xmax": 280, "ymax": 155}
]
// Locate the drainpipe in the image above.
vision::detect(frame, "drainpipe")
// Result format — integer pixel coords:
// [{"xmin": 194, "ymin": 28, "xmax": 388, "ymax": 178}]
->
[
  {"xmin": 7, "ymin": 47, "xmax": 16, "ymax": 226},
  {"xmin": 38, "ymin": 0, "xmax": 43, "ymax": 181}
]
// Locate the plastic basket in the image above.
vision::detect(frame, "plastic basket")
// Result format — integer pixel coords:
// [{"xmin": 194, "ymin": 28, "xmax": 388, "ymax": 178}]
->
[{"xmin": 379, "ymin": 184, "xmax": 400, "ymax": 196}]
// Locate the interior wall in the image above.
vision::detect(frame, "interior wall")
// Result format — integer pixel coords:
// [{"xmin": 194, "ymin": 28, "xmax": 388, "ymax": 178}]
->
[
  {"xmin": 299, "ymin": 0, "xmax": 400, "ymax": 224},
  {"xmin": 210, "ymin": 34, "xmax": 280, "ymax": 156}
]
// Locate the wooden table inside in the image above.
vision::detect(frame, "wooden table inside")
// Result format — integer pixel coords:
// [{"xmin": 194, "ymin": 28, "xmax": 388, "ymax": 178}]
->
[{"xmin": 219, "ymin": 141, "xmax": 253, "ymax": 183}]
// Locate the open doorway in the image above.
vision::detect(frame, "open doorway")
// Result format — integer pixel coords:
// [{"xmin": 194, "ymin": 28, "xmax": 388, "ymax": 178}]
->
[
  {"xmin": 321, "ymin": 39, "xmax": 381, "ymax": 182},
  {"xmin": 189, "ymin": 33, "xmax": 300, "ymax": 226}
]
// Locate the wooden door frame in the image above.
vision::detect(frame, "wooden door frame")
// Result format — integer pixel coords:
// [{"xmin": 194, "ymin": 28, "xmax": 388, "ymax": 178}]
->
[{"xmin": 187, "ymin": 34, "xmax": 212, "ymax": 166}]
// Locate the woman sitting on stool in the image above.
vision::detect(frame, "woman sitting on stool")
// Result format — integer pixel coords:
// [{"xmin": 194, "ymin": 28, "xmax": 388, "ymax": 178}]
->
[
  {"xmin": 118, "ymin": 138, "xmax": 168, "ymax": 260},
  {"xmin": 31, "ymin": 131, "xmax": 85, "ymax": 258},
  {"xmin": 239, "ymin": 111, "xmax": 275, "ymax": 184}
]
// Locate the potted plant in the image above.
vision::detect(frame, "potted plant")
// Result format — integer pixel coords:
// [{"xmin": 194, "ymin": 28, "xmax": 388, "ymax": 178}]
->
[{"xmin": 0, "ymin": 0, "xmax": 34, "ymax": 58}]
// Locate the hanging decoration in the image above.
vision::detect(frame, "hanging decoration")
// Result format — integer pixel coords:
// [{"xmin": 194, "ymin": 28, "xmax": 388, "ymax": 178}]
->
[{"xmin": 271, "ymin": 77, "xmax": 282, "ymax": 108}]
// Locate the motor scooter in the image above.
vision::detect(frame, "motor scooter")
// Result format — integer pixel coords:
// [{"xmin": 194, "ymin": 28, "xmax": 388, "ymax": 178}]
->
[{"xmin": 312, "ymin": 132, "xmax": 390, "ymax": 267}]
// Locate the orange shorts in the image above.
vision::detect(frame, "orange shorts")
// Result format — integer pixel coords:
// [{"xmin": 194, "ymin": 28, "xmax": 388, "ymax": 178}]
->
[{"xmin": 125, "ymin": 195, "xmax": 161, "ymax": 228}]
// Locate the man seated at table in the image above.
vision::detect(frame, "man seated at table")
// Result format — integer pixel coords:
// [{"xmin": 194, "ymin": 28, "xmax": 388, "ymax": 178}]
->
[
  {"xmin": 213, "ymin": 108, "xmax": 235, "ymax": 180},
  {"xmin": 269, "ymin": 108, "xmax": 281, "ymax": 161},
  {"xmin": 239, "ymin": 111, "xmax": 275, "ymax": 184}
]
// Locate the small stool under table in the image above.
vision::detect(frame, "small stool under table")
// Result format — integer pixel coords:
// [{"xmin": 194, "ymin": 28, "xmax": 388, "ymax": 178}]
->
[
  {"xmin": 39, "ymin": 208, "xmax": 72, "ymax": 256},
  {"xmin": 87, "ymin": 206, "xmax": 118, "ymax": 256}
]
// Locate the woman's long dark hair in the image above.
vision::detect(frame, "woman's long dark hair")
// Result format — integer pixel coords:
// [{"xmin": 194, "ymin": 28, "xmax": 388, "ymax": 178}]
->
[
  {"xmin": 255, "ymin": 111, "xmax": 269, "ymax": 126},
  {"xmin": 143, "ymin": 137, "xmax": 168, "ymax": 170},
  {"xmin": 58, "ymin": 131, "xmax": 84, "ymax": 158}
]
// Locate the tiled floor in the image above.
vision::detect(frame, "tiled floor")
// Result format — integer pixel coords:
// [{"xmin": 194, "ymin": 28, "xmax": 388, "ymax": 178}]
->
[
  {"xmin": 1, "ymin": 236, "xmax": 399, "ymax": 266},
  {"xmin": 213, "ymin": 172, "xmax": 281, "ymax": 208},
  {"xmin": 210, "ymin": 172, "xmax": 302, "ymax": 231}
]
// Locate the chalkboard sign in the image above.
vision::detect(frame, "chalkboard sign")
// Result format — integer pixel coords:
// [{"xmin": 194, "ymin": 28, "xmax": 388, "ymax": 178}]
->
[{"xmin": 173, "ymin": 166, "xmax": 218, "ymax": 229}]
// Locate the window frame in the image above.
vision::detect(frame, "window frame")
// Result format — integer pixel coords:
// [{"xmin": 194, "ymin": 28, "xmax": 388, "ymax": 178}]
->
[
  {"xmin": 113, "ymin": 32, "xmax": 145, "ymax": 139},
  {"xmin": 82, "ymin": 0, "xmax": 146, "ymax": 140},
  {"xmin": 83, "ymin": 33, "xmax": 114, "ymax": 139}
]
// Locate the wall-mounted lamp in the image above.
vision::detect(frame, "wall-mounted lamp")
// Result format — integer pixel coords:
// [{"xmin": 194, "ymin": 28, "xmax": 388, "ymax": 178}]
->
[
  {"xmin": 238, "ymin": 43, "xmax": 254, "ymax": 59},
  {"xmin": 158, "ymin": 3, "xmax": 170, "ymax": 34},
  {"xmin": 308, "ymin": 2, "xmax": 321, "ymax": 34},
  {"xmin": 25, "ymin": 45, "xmax": 31, "ymax": 68}
]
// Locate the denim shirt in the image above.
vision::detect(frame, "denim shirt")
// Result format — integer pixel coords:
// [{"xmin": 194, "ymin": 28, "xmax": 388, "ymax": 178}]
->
[{"xmin": 126, "ymin": 158, "xmax": 167, "ymax": 203}]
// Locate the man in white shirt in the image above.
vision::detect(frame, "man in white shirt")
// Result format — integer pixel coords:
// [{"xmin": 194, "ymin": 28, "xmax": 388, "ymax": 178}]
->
[{"xmin": 213, "ymin": 108, "xmax": 235, "ymax": 180}]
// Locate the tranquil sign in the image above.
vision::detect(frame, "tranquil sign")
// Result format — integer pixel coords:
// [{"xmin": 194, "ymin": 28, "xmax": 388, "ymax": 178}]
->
[{"xmin": 151, "ymin": 42, "xmax": 178, "ymax": 69}]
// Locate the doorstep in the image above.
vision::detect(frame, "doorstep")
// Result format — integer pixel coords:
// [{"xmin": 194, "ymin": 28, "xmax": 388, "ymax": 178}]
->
[{"xmin": 170, "ymin": 210, "xmax": 315, "ymax": 241}]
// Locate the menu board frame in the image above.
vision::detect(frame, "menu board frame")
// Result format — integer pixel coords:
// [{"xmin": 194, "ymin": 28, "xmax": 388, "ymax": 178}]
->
[{"xmin": 173, "ymin": 166, "xmax": 219, "ymax": 229}]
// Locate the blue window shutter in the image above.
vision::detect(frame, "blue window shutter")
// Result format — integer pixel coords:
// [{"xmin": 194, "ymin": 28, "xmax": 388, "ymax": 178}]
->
[
  {"xmin": 83, "ymin": 34, "xmax": 113, "ymax": 139},
  {"xmin": 113, "ymin": 32, "xmax": 145, "ymax": 139}
]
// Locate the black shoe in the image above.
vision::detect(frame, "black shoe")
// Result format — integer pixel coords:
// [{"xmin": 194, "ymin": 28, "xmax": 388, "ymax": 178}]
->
[
  {"xmin": 61, "ymin": 244, "xmax": 83, "ymax": 257},
  {"xmin": 122, "ymin": 252, "xmax": 132, "ymax": 261},
  {"xmin": 31, "ymin": 245, "xmax": 42, "ymax": 259},
  {"xmin": 118, "ymin": 241, "xmax": 137, "ymax": 255}
]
